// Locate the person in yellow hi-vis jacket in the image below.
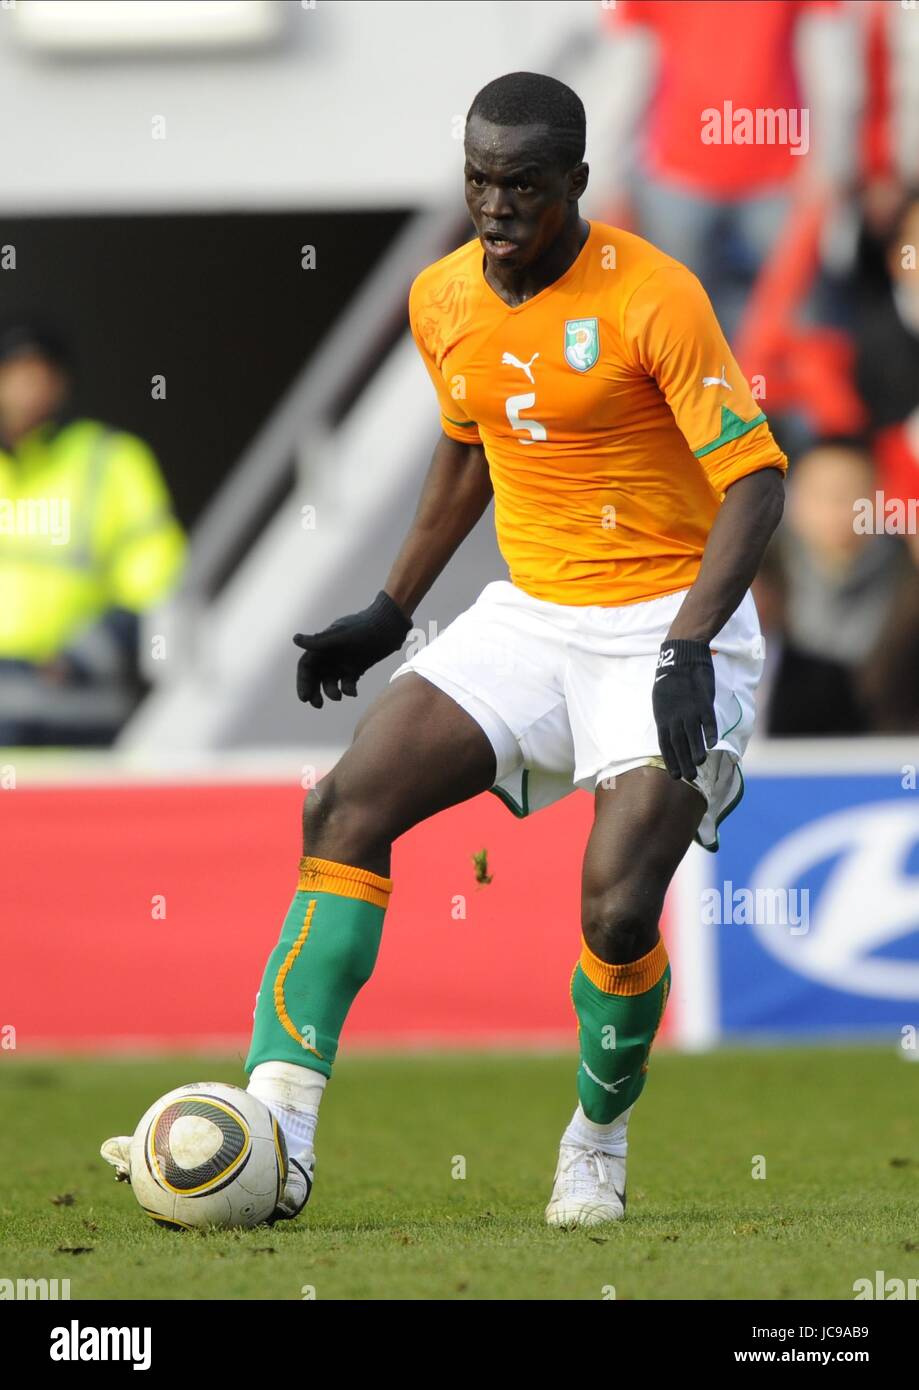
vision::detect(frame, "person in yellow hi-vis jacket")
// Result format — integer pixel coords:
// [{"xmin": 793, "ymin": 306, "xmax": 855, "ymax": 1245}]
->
[{"xmin": 0, "ymin": 322, "xmax": 186, "ymax": 745}]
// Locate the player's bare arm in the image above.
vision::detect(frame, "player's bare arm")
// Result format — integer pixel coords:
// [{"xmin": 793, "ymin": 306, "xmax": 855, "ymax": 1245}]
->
[
  {"xmin": 383, "ymin": 434, "xmax": 492, "ymax": 616},
  {"xmin": 653, "ymin": 467, "xmax": 785, "ymax": 783},
  {"xmin": 293, "ymin": 433, "xmax": 491, "ymax": 708},
  {"xmin": 667, "ymin": 467, "xmax": 786, "ymax": 645}
]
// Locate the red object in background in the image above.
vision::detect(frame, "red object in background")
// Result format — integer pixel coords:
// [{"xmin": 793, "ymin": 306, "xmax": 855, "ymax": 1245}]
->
[
  {"xmin": 874, "ymin": 421, "xmax": 919, "ymax": 507},
  {"xmin": 607, "ymin": 0, "xmax": 840, "ymax": 197},
  {"xmin": 862, "ymin": 0, "xmax": 893, "ymax": 182},
  {"xmin": 1, "ymin": 781, "xmax": 673, "ymax": 1052},
  {"xmin": 734, "ymin": 190, "xmax": 867, "ymax": 439}
]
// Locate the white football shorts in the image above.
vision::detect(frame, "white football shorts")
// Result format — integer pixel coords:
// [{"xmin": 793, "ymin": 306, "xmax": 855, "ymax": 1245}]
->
[{"xmin": 389, "ymin": 580, "xmax": 764, "ymax": 851}]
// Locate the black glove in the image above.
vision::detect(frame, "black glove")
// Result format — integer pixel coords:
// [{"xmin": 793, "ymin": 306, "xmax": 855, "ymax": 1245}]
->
[
  {"xmin": 651, "ymin": 639, "xmax": 718, "ymax": 782},
  {"xmin": 293, "ymin": 590, "xmax": 413, "ymax": 708}
]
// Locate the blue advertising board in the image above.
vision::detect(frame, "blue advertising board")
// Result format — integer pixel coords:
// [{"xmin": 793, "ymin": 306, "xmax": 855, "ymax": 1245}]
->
[{"xmin": 712, "ymin": 769, "xmax": 919, "ymax": 1038}]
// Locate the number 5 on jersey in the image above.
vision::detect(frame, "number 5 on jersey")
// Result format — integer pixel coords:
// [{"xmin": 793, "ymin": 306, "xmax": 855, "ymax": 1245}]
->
[{"xmin": 505, "ymin": 392, "xmax": 547, "ymax": 444}]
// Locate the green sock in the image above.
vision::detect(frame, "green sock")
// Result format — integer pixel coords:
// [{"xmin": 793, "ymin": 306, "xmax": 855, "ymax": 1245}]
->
[
  {"xmin": 571, "ymin": 936, "xmax": 671, "ymax": 1124},
  {"xmin": 245, "ymin": 855, "xmax": 392, "ymax": 1080}
]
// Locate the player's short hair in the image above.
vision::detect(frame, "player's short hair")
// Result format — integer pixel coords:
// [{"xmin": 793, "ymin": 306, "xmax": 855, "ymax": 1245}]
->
[{"xmin": 467, "ymin": 72, "xmax": 586, "ymax": 172}]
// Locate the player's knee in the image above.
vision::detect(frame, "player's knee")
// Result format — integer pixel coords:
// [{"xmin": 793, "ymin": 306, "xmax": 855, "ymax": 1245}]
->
[
  {"xmin": 582, "ymin": 884, "xmax": 659, "ymax": 965},
  {"xmin": 302, "ymin": 771, "xmax": 391, "ymax": 864},
  {"xmin": 302, "ymin": 774, "xmax": 332, "ymax": 845}
]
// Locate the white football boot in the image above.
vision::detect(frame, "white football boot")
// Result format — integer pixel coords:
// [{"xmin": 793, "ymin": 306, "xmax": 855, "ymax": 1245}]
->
[
  {"xmin": 545, "ymin": 1107, "xmax": 630, "ymax": 1228},
  {"xmin": 100, "ymin": 1135, "xmax": 132, "ymax": 1182},
  {"xmin": 99, "ymin": 1134, "xmax": 314, "ymax": 1222},
  {"xmin": 267, "ymin": 1151, "xmax": 314, "ymax": 1223}
]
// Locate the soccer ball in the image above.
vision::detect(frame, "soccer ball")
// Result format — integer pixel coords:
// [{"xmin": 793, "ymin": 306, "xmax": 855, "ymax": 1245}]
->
[{"xmin": 128, "ymin": 1082, "xmax": 287, "ymax": 1231}]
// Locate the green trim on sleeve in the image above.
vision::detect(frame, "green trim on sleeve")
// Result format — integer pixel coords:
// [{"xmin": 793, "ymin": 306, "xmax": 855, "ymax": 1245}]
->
[
  {"xmin": 694, "ymin": 407, "xmax": 767, "ymax": 459},
  {"xmin": 443, "ymin": 414, "xmax": 478, "ymax": 429}
]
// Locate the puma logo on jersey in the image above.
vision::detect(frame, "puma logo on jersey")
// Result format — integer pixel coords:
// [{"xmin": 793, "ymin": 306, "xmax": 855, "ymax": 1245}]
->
[
  {"xmin": 502, "ymin": 350, "xmax": 539, "ymax": 384},
  {"xmin": 702, "ymin": 365, "xmax": 732, "ymax": 390},
  {"xmin": 581, "ymin": 1061, "xmax": 632, "ymax": 1094}
]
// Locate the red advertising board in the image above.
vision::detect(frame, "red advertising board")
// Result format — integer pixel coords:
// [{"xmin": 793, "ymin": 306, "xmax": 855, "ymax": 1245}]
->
[{"xmin": 1, "ymin": 779, "xmax": 673, "ymax": 1052}]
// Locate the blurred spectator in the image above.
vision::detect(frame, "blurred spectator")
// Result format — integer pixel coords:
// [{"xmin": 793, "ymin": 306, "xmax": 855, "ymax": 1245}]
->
[
  {"xmin": 782, "ymin": 439, "xmax": 908, "ymax": 657},
  {"xmin": 857, "ymin": 532, "xmax": 919, "ymax": 732},
  {"xmin": 0, "ymin": 322, "xmax": 186, "ymax": 746},
  {"xmin": 856, "ymin": 190, "xmax": 919, "ymax": 429},
  {"xmin": 854, "ymin": 189, "xmax": 919, "ymax": 514},
  {"xmin": 598, "ymin": 0, "xmax": 862, "ymax": 339},
  {"xmin": 752, "ymin": 538, "xmax": 868, "ymax": 736},
  {"xmin": 731, "ymin": 0, "xmax": 919, "ymax": 458},
  {"xmin": 734, "ymin": 190, "xmax": 867, "ymax": 449},
  {"xmin": 754, "ymin": 438, "xmax": 912, "ymax": 735},
  {"xmin": 728, "ymin": 6, "xmax": 919, "ymax": 454},
  {"xmin": 855, "ymin": 1, "xmax": 919, "ymax": 243},
  {"xmin": 849, "ymin": 188, "xmax": 919, "ymax": 733}
]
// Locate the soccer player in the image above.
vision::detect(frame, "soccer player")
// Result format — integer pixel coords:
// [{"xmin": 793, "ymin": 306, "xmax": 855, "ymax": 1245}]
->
[{"xmin": 105, "ymin": 72, "xmax": 786, "ymax": 1227}]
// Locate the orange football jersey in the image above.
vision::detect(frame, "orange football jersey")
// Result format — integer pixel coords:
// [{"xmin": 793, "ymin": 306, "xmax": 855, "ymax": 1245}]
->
[{"xmin": 408, "ymin": 219, "xmax": 787, "ymax": 606}]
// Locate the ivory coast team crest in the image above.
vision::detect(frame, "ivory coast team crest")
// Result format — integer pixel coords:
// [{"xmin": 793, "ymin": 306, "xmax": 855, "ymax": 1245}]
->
[{"xmin": 564, "ymin": 317, "xmax": 599, "ymax": 373}]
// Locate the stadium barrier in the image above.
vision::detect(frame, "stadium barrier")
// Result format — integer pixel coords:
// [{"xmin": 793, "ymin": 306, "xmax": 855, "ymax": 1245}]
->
[{"xmin": 2, "ymin": 740, "xmax": 916, "ymax": 1053}]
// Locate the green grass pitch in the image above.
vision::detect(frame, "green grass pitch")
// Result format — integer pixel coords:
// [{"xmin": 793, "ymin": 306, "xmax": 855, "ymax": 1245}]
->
[{"xmin": 1, "ymin": 1046, "xmax": 916, "ymax": 1301}]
